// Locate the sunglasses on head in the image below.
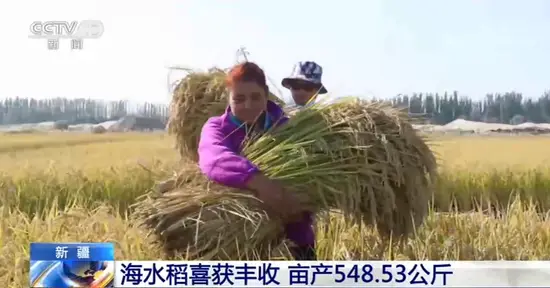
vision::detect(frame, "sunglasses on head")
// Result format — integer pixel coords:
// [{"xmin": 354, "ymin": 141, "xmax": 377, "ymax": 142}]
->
[{"xmin": 289, "ymin": 81, "xmax": 320, "ymax": 91}]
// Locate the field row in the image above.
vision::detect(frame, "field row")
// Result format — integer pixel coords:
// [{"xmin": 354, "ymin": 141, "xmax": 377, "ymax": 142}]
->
[
  {"xmin": 3, "ymin": 166, "xmax": 550, "ymax": 217},
  {"xmin": 2, "ymin": 133, "xmax": 550, "ymax": 286},
  {"xmin": 2, "ymin": 133, "xmax": 550, "ymax": 217},
  {"xmin": 3, "ymin": 191, "xmax": 550, "ymax": 288},
  {"xmin": 2, "ymin": 133, "xmax": 550, "ymax": 170}
]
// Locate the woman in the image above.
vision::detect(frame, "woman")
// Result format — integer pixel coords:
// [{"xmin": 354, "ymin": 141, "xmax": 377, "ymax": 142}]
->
[
  {"xmin": 282, "ymin": 61, "xmax": 328, "ymax": 108},
  {"xmin": 197, "ymin": 62, "xmax": 316, "ymax": 260}
]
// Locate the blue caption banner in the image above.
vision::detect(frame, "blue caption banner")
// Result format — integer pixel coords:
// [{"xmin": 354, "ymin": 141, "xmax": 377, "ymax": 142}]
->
[
  {"xmin": 30, "ymin": 242, "xmax": 115, "ymax": 261},
  {"xmin": 114, "ymin": 261, "xmax": 455, "ymax": 287}
]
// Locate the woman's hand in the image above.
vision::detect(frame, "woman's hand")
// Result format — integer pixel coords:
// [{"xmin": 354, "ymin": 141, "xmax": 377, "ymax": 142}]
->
[{"xmin": 246, "ymin": 173, "xmax": 302, "ymax": 221}]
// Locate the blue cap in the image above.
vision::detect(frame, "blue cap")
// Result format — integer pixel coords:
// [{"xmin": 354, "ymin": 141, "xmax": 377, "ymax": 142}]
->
[{"xmin": 282, "ymin": 61, "xmax": 328, "ymax": 94}]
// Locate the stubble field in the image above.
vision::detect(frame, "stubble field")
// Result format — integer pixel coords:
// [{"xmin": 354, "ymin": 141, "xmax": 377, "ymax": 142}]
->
[{"xmin": 1, "ymin": 132, "xmax": 550, "ymax": 287}]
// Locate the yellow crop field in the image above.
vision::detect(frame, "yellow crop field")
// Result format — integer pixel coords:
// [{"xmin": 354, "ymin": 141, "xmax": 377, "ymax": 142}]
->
[{"xmin": 2, "ymin": 133, "xmax": 550, "ymax": 287}]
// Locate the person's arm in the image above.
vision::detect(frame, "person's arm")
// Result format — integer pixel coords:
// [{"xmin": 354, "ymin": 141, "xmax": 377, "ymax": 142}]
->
[
  {"xmin": 198, "ymin": 118, "xmax": 304, "ymax": 221},
  {"xmin": 198, "ymin": 118, "xmax": 262, "ymax": 190}
]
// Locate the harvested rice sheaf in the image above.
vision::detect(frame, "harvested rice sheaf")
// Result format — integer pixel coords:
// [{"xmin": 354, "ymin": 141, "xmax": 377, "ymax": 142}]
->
[
  {"xmin": 167, "ymin": 68, "xmax": 285, "ymax": 162},
  {"xmin": 134, "ymin": 96, "xmax": 437, "ymax": 259},
  {"xmin": 351, "ymin": 103, "xmax": 437, "ymax": 238},
  {"xmin": 134, "ymin": 163, "xmax": 287, "ymax": 260}
]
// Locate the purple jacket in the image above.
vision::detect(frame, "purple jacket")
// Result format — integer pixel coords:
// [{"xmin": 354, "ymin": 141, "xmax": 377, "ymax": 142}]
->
[{"xmin": 198, "ymin": 100, "xmax": 314, "ymax": 247}]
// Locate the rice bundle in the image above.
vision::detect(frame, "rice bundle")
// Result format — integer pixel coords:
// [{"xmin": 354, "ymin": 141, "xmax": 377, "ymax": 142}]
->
[
  {"xmin": 137, "ymin": 163, "xmax": 284, "ymax": 260},
  {"xmin": 136, "ymin": 177, "xmax": 284, "ymax": 260},
  {"xmin": 352, "ymin": 103, "xmax": 437, "ymax": 238},
  {"xmin": 167, "ymin": 68, "xmax": 285, "ymax": 162},
  {"xmin": 135, "ymin": 99, "xmax": 373, "ymax": 258},
  {"xmin": 134, "ymin": 96, "xmax": 437, "ymax": 259}
]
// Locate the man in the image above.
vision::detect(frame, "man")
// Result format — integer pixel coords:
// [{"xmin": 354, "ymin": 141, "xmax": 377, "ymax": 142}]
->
[
  {"xmin": 282, "ymin": 61, "xmax": 328, "ymax": 109},
  {"xmin": 280, "ymin": 61, "xmax": 327, "ymax": 259}
]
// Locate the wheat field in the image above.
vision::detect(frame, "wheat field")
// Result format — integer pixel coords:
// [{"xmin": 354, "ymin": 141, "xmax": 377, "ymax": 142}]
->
[{"xmin": 2, "ymin": 132, "xmax": 550, "ymax": 287}]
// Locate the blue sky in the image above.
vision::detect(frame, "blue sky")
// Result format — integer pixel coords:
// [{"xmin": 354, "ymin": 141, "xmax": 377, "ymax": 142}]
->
[{"xmin": 0, "ymin": 0, "xmax": 548, "ymax": 104}]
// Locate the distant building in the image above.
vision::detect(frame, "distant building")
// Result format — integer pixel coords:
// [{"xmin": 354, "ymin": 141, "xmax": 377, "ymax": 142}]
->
[
  {"xmin": 53, "ymin": 120, "xmax": 69, "ymax": 130},
  {"xmin": 107, "ymin": 115, "xmax": 166, "ymax": 132}
]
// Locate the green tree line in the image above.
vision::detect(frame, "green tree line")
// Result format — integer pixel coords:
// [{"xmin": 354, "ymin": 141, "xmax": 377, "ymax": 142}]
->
[
  {"xmin": 0, "ymin": 91, "xmax": 549, "ymax": 126},
  {"xmin": 389, "ymin": 91, "xmax": 550, "ymax": 124},
  {"xmin": 0, "ymin": 98, "xmax": 169, "ymax": 125}
]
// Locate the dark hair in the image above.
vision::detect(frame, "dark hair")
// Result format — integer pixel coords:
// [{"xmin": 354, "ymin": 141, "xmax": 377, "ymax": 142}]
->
[{"xmin": 226, "ymin": 62, "xmax": 268, "ymax": 91}]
